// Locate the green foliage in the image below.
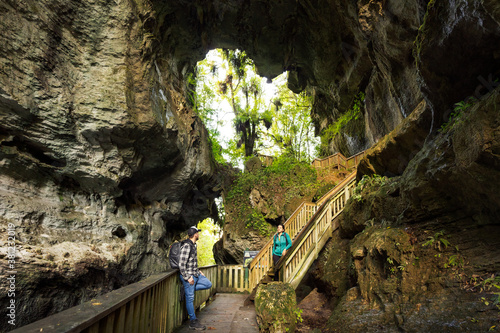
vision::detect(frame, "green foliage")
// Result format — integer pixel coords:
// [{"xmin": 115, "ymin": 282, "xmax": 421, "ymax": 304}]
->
[
  {"xmin": 440, "ymin": 98, "xmax": 476, "ymax": 133},
  {"xmin": 225, "ymin": 155, "xmax": 318, "ymax": 235},
  {"xmin": 186, "ymin": 72, "xmax": 198, "ymax": 109},
  {"xmin": 480, "ymin": 275, "xmax": 500, "ymax": 310},
  {"xmin": 422, "ymin": 230, "xmax": 450, "ymax": 252},
  {"xmin": 352, "ymin": 174, "xmax": 388, "ymax": 202},
  {"xmin": 444, "ymin": 254, "xmax": 464, "ymax": 269},
  {"xmin": 213, "ymin": 49, "xmax": 275, "ymax": 157},
  {"xmin": 313, "ymin": 182, "xmax": 337, "ymax": 201},
  {"xmin": 269, "ymin": 85, "xmax": 318, "ymax": 162},
  {"xmin": 386, "ymin": 257, "xmax": 406, "ymax": 275},
  {"xmin": 468, "ymin": 274, "xmax": 500, "ymax": 312},
  {"xmin": 194, "ymin": 49, "xmax": 319, "ymax": 167},
  {"xmin": 386, "ymin": 257, "xmax": 396, "ymax": 275},
  {"xmin": 413, "ymin": 0, "xmax": 436, "ymax": 65},
  {"xmin": 196, "ymin": 218, "xmax": 221, "ymax": 267},
  {"xmin": 319, "ymin": 92, "xmax": 364, "ymax": 156},
  {"xmin": 209, "ymin": 135, "xmax": 226, "ymax": 165},
  {"xmin": 246, "ymin": 210, "xmax": 272, "ymax": 236},
  {"xmin": 294, "ymin": 308, "xmax": 303, "ymax": 324},
  {"xmin": 188, "ymin": 66, "xmax": 229, "ymax": 165}
]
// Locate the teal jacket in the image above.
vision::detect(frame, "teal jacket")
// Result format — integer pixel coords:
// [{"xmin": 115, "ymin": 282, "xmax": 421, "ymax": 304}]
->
[{"xmin": 272, "ymin": 232, "xmax": 292, "ymax": 257}]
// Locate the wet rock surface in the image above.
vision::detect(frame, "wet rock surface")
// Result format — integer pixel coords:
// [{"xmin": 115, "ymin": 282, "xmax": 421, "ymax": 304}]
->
[
  {"xmin": 0, "ymin": 0, "xmax": 499, "ymax": 330},
  {"xmin": 308, "ymin": 88, "xmax": 500, "ymax": 331},
  {"xmin": 296, "ymin": 288, "xmax": 332, "ymax": 333}
]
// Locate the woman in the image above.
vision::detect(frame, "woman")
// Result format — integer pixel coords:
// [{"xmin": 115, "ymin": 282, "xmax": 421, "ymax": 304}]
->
[{"xmin": 272, "ymin": 224, "xmax": 292, "ymax": 268}]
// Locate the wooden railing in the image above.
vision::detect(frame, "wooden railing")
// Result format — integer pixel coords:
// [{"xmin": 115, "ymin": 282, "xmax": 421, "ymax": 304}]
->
[
  {"xmin": 278, "ymin": 174, "xmax": 357, "ymax": 289},
  {"xmin": 12, "ymin": 265, "xmax": 247, "ymax": 333},
  {"xmin": 248, "ymin": 150, "xmax": 364, "ymax": 291},
  {"xmin": 13, "ymin": 151, "xmax": 365, "ymax": 333},
  {"xmin": 311, "ymin": 151, "xmax": 365, "ymax": 171},
  {"xmin": 248, "ymin": 171, "xmax": 358, "ymax": 291},
  {"xmin": 217, "ymin": 265, "xmax": 251, "ymax": 293},
  {"xmin": 248, "ymin": 201, "xmax": 318, "ymax": 290}
]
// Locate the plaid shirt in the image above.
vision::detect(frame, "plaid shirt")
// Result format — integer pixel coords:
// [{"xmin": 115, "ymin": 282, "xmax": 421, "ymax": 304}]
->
[{"xmin": 179, "ymin": 239, "xmax": 200, "ymax": 281}]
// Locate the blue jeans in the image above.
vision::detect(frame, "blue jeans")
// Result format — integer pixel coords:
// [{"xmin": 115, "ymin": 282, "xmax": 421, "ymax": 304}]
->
[{"xmin": 180, "ymin": 274, "xmax": 212, "ymax": 320}]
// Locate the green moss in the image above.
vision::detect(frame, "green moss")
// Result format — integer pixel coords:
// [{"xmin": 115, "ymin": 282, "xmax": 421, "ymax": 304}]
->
[
  {"xmin": 413, "ymin": 0, "xmax": 437, "ymax": 66},
  {"xmin": 225, "ymin": 155, "xmax": 318, "ymax": 235},
  {"xmin": 255, "ymin": 283, "xmax": 301, "ymax": 332},
  {"xmin": 352, "ymin": 174, "xmax": 388, "ymax": 202},
  {"xmin": 319, "ymin": 92, "xmax": 365, "ymax": 156}
]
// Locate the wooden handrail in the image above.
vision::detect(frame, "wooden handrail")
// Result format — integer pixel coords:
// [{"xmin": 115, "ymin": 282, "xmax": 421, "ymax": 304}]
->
[
  {"xmin": 248, "ymin": 201, "xmax": 316, "ymax": 270},
  {"xmin": 248, "ymin": 200, "xmax": 317, "ymax": 288},
  {"xmin": 248, "ymin": 150, "xmax": 365, "ymax": 291},
  {"xmin": 15, "ymin": 150, "xmax": 366, "ymax": 333},
  {"xmin": 275, "ymin": 176, "xmax": 356, "ymax": 288},
  {"xmin": 311, "ymin": 151, "xmax": 366, "ymax": 171},
  {"xmin": 269, "ymin": 172, "xmax": 355, "ymax": 271},
  {"xmin": 11, "ymin": 265, "xmax": 248, "ymax": 333},
  {"xmin": 311, "ymin": 152, "xmax": 346, "ymax": 164},
  {"xmin": 248, "ymin": 171, "xmax": 357, "ymax": 290},
  {"xmin": 316, "ymin": 172, "xmax": 356, "ymax": 206}
]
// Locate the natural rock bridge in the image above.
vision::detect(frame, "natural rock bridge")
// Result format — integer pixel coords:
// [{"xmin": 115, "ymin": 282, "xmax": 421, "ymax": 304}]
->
[{"xmin": 12, "ymin": 152, "xmax": 364, "ymax": 333}]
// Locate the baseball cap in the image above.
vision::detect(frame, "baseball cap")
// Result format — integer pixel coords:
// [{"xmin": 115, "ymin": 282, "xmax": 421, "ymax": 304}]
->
[{"xmin": 187, "ymin": 226, "xmax": 202, "ymax": 236}]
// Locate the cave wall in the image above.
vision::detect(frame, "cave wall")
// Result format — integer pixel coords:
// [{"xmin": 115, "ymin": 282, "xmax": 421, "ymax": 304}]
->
[
  {"xmin": 308, "ymin": 85, "xmax": 500, "ymax": 332},
  {"xmin": 148, "ymin": 0, "xmax": 427, "ymax": 155},
  {"xmin": 0, "ymin": 0, "xmax": 220, "ymax": 328},
  {"xmin": 0, "ymin": 0, "xmax": 499, "ymax": 330}
]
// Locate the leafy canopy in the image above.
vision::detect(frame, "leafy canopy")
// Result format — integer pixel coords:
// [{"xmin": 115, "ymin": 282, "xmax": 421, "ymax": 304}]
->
[
  {"xmin": 192, "ymin": 49, "xmax": 319, "ymax": 166},
  {"xmin": 196, "ymin": 218, "xmax": 221, "ymax": 267}
]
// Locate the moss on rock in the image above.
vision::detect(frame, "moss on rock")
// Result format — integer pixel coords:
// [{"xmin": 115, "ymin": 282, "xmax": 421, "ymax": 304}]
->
[{"xmin": 255, "ymin": 282, "xmax": 300, "ymax": 333}]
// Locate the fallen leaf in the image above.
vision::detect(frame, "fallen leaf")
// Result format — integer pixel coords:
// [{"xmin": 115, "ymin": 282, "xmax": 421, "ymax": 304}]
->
[
  {"xmin": 92, "ymin": 302, "xmax": 102, "ymax": 306},
  {"xmin": 207, "ymin": 327, "xmax": 217, "ymax": 330}
]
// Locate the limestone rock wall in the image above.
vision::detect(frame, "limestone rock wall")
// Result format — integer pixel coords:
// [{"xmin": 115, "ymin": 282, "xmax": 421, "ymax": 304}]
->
[
  {"xmin": 148, "ymin": 0, "xmax": 426, "ymax": 155},
  {"xmin": 0, "ymin": 0, "xmax": 219, "ymax": 328},
  {"xmin": 305, "ymin": 87, "xmax": 500, "ymax": 331},
  {"xmin": 0, "ymin": 0, "xmax": 499, "ymax": 330}
]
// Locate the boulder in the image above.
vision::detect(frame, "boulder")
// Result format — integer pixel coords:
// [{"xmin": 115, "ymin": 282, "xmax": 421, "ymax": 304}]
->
[
  {"xmin": 255, "ymin": 282, "xmax": 300, "ymax": 333},
  {"xmin": 296, "ymin": 288, "xmax": 332, "ymax": 333}
]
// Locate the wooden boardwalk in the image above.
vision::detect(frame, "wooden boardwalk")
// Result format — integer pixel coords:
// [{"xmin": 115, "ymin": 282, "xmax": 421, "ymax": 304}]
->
[{"xmin": 174, "ymin": 294, "xmax": 258, "ymax": 332}]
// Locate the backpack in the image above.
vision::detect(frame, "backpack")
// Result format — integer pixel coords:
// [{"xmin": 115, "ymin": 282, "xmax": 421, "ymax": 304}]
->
[
  {"xmin": 274, "ymin": 232, "xmax": 289, "ymax": 249},
  {"xmin": 169, "ymin": 240, "xmax": 194, "ymax": 269}
]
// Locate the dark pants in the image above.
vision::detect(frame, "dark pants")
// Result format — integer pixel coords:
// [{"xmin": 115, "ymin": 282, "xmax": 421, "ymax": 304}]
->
[{"xmin": 273, "ymin": 254, "xmax": 281, "ymax": 281}]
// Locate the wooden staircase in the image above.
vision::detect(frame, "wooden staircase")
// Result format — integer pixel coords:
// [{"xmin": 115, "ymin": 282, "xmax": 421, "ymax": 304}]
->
[{"xmin": 248, "ymin": 151, "xmax": 365, "ymax": 294}]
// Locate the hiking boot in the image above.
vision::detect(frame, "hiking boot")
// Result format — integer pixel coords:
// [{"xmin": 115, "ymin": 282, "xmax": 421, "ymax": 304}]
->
[{"xmin": 189, "ymin": 319, "xmax": 206, "ymax": 331}]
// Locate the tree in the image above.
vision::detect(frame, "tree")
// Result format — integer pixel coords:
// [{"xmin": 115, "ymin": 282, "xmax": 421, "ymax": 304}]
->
[
  {"xmin": 268, "ymin": 76, "xmax": 318, "ymax": 162},
  {"xmin": 196, "ymin": 218, "xmax": 221, "ymax": 266},
  {"xmin": 189, "ymin": 55, "xmax": 229, "ymax": 164},
  {"xmin": 193, "ymin": 49, "xmax": 319, "ymax": 166},
  {"xmin": 218, "ymin": 49, "xmax": 273, "ymax": 157}
]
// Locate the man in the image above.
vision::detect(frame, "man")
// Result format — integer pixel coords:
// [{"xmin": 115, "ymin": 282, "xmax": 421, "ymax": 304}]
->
[{"xmin": 179, "ymin": 226, "xmax": 212, "ymax": 331}]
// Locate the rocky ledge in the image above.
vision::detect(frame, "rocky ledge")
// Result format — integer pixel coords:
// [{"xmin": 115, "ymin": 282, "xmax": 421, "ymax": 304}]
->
[{"xmin": 306, "ymin": 87, "xmax": 500, "ymax": 331}]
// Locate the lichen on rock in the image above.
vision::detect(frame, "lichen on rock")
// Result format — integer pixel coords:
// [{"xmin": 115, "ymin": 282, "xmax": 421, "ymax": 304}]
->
[{"xmin": 255, "ymin": 282, "xmax": 300, "ymax": 333}]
